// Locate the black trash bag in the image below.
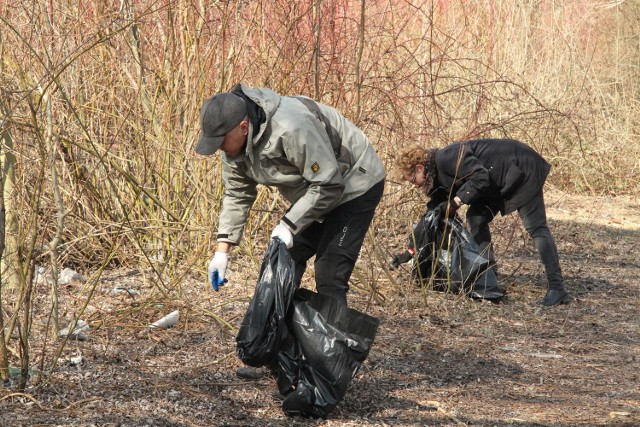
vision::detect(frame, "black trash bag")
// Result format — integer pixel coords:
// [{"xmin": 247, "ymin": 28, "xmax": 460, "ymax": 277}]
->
[
  {"xmin": 410, "ymin": 203, "xmax": 504, "ymax": 300},
  {"xmin": 279, "ymin": 289, "xmax": 380, "ymax": 418},
  {"xmin": 236, "ymin": 238, "xmax": 297, "ymax": 367}
]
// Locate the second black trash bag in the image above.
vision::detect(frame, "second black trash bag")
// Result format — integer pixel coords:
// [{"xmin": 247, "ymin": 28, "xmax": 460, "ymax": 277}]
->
[
  {"xmin": 279, "ymin": 289, "xmax": 380, "ymax": 419},
  {"xmin": 410, "ymin": 203, "xmax": 504, "ymax": 300},
  {"xmin": 236, "ymin": 238, "xmax": 297, "ymax": 367}
]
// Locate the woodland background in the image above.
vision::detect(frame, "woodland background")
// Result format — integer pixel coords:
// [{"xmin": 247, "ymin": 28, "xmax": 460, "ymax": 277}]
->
[{"xmin": 0, "ymin": 0, "xmax": 638, "ymax": 424}]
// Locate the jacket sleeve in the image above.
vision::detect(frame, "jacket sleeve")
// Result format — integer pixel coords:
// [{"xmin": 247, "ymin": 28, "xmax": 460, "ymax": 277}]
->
[
  {"xmin": 427, "ymin": 187, "xmax": 448, "ymax": 210},
  {"xmin": 280, "ymin": 124, "xmax": 345, "ymax": 234},
  {"xmin": 442, "ymin": 144, "xmax": 491, "ymax": 205},
  {"xmin": 456, "ymin": 163, "xmax": 491, "ymax": 204},
  {"xmin": 217, "ymin": 160, "xmax": 258, "ymax": 244}
]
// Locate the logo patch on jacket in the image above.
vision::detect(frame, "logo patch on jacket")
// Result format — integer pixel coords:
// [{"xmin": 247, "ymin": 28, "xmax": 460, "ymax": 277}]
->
[{"xmin": 311, "ymin": 162, "xmax": 320, "ymax": 173}]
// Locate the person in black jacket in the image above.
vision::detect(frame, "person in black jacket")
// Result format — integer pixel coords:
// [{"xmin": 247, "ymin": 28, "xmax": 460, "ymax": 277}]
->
[{"xmin": 393, "ymin": 139, "xmax": 570, "ymax": 306}]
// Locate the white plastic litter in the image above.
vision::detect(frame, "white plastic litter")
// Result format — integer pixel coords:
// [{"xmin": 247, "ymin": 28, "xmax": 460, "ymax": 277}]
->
[
  {"xmin": 59, "ymin": 268, "xmax": 86, "ymax": 285},
  {"xmin": 149, "ymin": 310, "xmax": 180, "ymax": 329},
  {"xmin": 59, "ymin": 320, "xmax": 90, "ymax": 341}
]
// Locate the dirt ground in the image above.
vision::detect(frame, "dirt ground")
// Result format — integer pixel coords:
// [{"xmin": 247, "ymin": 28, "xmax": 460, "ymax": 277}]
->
[{"xmin": 1, "ymin": 191, "xmax": 639, "ymax": 427}]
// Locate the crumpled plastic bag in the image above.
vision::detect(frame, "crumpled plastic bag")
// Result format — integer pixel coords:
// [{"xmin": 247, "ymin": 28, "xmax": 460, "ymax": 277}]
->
[
  {"xmin": 236, "ymin": 239, "xmax": 379, "ymax": 418},
  {"xmin": 277, "ymin": 289, "xmax": 380, "ymax": 419},
  {"xmin": 236, "ymin": 238, "xmax": 297, "ymax": 367},
  {"xmin": 410, "ymin": 203, "xmax": 504, "ymax": 300}
]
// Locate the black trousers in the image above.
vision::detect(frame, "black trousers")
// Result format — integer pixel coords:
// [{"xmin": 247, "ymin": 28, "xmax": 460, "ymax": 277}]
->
[
  {"xmin": 465, "ymin": 190, "xmax": 564, "ymax": 290},
  {"xmin": 288, "ymin": 180, "xmax": 385, "ymax": 304}
]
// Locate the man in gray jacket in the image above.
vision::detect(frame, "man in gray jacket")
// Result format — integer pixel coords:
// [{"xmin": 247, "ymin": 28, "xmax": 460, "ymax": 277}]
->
[{"xmin": 196, "ymin": 83, "xmax": 385, "ymax": 308}]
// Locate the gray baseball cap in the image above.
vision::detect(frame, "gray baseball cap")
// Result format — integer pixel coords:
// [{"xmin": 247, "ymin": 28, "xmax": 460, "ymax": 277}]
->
[{"xmin": 195, "ymin": 93, "xmax": 247, "ymax": 156}]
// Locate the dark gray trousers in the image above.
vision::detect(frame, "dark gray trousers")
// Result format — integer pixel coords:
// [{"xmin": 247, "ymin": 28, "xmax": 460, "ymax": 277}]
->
[
  {"xmin": 288, "ymin": 180, "xmax": 385, "ymax": 304},
  {"xmin": 466, "ymin": 190, "xmax": 564, "ymax": 290}
]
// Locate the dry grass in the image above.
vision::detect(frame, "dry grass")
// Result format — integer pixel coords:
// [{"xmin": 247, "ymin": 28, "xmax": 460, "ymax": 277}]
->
[{"xmin": 0, "ymin": 192, "xmax": 638, "ymax": 426}]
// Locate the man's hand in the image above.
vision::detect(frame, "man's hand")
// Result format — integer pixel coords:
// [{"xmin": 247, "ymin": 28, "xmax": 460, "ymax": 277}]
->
[
  {"xmin": 271, "ymin": 221, "xmax": 293, "ymax": 248},
  {"xmin": 390, "ymin": 250, "xmax": 414, "ymax": 269},
  {"xmin": 208, "ymin": 251, "xmax": 229, "ymax": 291}
]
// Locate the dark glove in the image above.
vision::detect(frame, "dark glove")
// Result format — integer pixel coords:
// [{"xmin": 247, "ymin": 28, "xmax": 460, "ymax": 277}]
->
[
  {"xmin": 444, "ymin": 199, "xmax": 460, "ymax": 218},
  {"xmin": 390, "ymin": 250, "xmax": 414, "ymax": 269}
]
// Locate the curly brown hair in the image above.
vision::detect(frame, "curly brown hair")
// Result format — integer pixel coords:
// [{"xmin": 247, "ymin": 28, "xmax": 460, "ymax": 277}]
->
[
  {"xmin": 394, "ymin": 145, "xmax": 429, "ymax": 179},
  {"xmin": 394, "ymin": 144, "xmax": 438, "ymax": 193}
]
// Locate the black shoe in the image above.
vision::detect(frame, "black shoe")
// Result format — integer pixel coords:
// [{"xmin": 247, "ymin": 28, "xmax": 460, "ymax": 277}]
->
[
  {"xmin": 236, "ymin": 366, "xmax": 270, "ymax": 380},
  {"xmin": 538, "ymin": 288, "xmax": 570, "ymax": 306}
]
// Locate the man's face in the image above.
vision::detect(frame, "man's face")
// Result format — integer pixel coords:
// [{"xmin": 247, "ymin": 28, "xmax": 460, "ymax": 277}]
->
[{"xmin": 219, "ymin": 118, "xmax": 249, "ymax": 157}]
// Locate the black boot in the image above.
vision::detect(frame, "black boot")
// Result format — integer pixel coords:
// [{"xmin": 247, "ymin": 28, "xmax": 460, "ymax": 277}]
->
[
  {"xmin": 236, "ymin": 366, "xmax": 269, "ymax": 380},
  {"xmin": 538, "ymin": 288, "xmax": 570, "ymax": 306},
  {"xmin": 236, "ymin": 365, "xmax": 277, "ymax": 380}
]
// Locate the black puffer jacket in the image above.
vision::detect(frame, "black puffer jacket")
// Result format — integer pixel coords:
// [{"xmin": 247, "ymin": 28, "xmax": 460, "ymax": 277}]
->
[{"xmin": 427, "ymin": 139, "xmax": 551, "ymax": 215}]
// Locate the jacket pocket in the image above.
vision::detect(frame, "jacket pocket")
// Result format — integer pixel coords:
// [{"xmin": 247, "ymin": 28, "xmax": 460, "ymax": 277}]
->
[{"xmin": 501, "ymin": 162, "xmax": 525, "ymax": 198}]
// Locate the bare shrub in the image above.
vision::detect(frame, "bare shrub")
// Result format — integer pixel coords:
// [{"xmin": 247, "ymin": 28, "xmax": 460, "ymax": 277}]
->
[{"xmin": 0, "ymin": 0, "xmax": 638, "ymax": 387}]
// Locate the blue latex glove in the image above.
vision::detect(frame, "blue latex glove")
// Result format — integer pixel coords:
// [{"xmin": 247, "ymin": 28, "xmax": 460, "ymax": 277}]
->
[
  {"xmin": 211, "ymin": 269, "xmax": 229, "ymax": 291},
  {"xmin": 208, "ymin": 251, "xmax": 229, "ymax": 291}
]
